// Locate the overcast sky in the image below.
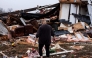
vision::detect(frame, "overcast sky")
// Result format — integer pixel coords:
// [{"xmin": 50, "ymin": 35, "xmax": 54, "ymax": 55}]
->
[{"xmin": 0, "ymin": 0, "xmax": 59, "ymax": 11}]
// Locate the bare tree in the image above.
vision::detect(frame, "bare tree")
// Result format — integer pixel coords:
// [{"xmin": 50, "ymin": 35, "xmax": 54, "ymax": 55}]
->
[
  {"xmin": 0, "ymin": 8, "xmax": 5, "ymax": 14},
  {"xmin": 8, "ymin": 8, "xmax": 13, "ymax": 12}
]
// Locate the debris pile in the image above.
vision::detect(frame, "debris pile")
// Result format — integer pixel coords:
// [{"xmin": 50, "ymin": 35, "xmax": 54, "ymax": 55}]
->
[{"xmin": 0, "ymin": 0, "xmax": 92, "ymax": 58}]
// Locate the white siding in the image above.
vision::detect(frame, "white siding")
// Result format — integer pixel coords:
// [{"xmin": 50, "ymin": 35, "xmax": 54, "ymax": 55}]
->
[
  {"xmin": 59, "ymin": 4, "xmax": 70, "ymax": 21},
  {"xmin": 69, "ymin": 4, "xmax": 77, "ymax": 24}
]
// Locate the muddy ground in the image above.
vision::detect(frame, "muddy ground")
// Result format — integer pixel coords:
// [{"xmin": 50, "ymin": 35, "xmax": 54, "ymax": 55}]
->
[{"xmin": 0, "ymin": 40, "xmax": 92, "ymax": 58}]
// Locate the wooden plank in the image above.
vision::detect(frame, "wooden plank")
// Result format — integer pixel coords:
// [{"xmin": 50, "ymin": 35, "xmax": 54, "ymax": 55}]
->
[
  {"xmin": 36, "ymin": 50, "xmax": 73, "ymax": 57},
  {"xmin": 69, "ymin": 0, "xmax": 81, "ymax": 3},
  {"xmin": 0, "ymin": 51, "xmax": 9, "ymax": 58},
  {"xmin": 20, "ymin": 18, "xmax": 26, "ymax": 26},
  {"xmin": 59, "ymin": 0, "xmax": 82, "ymax": 4}
]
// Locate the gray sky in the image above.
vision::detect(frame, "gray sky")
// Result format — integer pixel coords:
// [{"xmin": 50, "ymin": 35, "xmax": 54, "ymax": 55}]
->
[{"xmin": 0, "ymin": 0, "xmax": 59, "ymax": 11}]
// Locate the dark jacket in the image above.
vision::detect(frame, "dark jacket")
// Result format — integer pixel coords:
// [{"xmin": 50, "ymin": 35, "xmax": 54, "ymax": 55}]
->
[{"xmin": 36, "ymin": 24, "xmax": 54, "ymax": 44}]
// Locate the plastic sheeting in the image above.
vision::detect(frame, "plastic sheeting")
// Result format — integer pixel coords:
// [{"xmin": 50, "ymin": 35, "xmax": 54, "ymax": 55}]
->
[
  {"xmin": 54, "ymin": 30, "xmax": 70, "ymax": 36},
  {"xmin": 72, "ymin": 13, "xmax": 91, "ymax": 25}
]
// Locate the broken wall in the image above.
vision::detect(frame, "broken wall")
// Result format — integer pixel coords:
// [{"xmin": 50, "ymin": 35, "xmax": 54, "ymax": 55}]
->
[
  {"xmin": 59, "ymin": 3, "xmax": 80, "ymax": 24},
  {"xmin": 80, "ymin": 6, "xmax": 88, "ymax": 15}
]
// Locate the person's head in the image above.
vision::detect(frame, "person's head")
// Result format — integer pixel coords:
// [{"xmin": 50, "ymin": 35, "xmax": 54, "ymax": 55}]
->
[{"xmin": 41, "ymin": 19, "xmax": 47, "ymax": 24}]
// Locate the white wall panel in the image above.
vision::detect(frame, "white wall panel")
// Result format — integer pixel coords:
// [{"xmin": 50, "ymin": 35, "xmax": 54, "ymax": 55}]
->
[
  {"xmin": 59, "ymin": 4, "xmax": 70, "ymax": 21},
  {"xmin": 69, "ymin": 4, "xmax": 77, "ymax": 24}
]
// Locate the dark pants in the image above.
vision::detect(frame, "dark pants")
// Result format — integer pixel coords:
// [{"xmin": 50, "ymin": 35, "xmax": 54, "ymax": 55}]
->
[{"xmin": 39, "ymin": 43, "xmax": 50, "ymax": 57}]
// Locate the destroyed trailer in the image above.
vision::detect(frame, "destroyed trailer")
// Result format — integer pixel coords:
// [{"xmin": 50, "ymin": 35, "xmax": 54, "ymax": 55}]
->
[
  {"xmin": 0, "ymin": 0, "xmax": 92, "ymax": 58},
  {"xmin": 0, "ymin": 3, "xmax": 61, "ymax": 58}
]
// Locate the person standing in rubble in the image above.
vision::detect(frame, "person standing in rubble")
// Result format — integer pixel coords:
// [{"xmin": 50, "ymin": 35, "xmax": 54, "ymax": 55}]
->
[{"xmin": 35, "ymin": 19, "xmax": 55, "ymax": 58}]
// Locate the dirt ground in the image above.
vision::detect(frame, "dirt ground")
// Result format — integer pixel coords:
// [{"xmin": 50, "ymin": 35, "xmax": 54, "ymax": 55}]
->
[{"xmin": 0, "ymin": 40, "xmax": 92, "ymax": 58}]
